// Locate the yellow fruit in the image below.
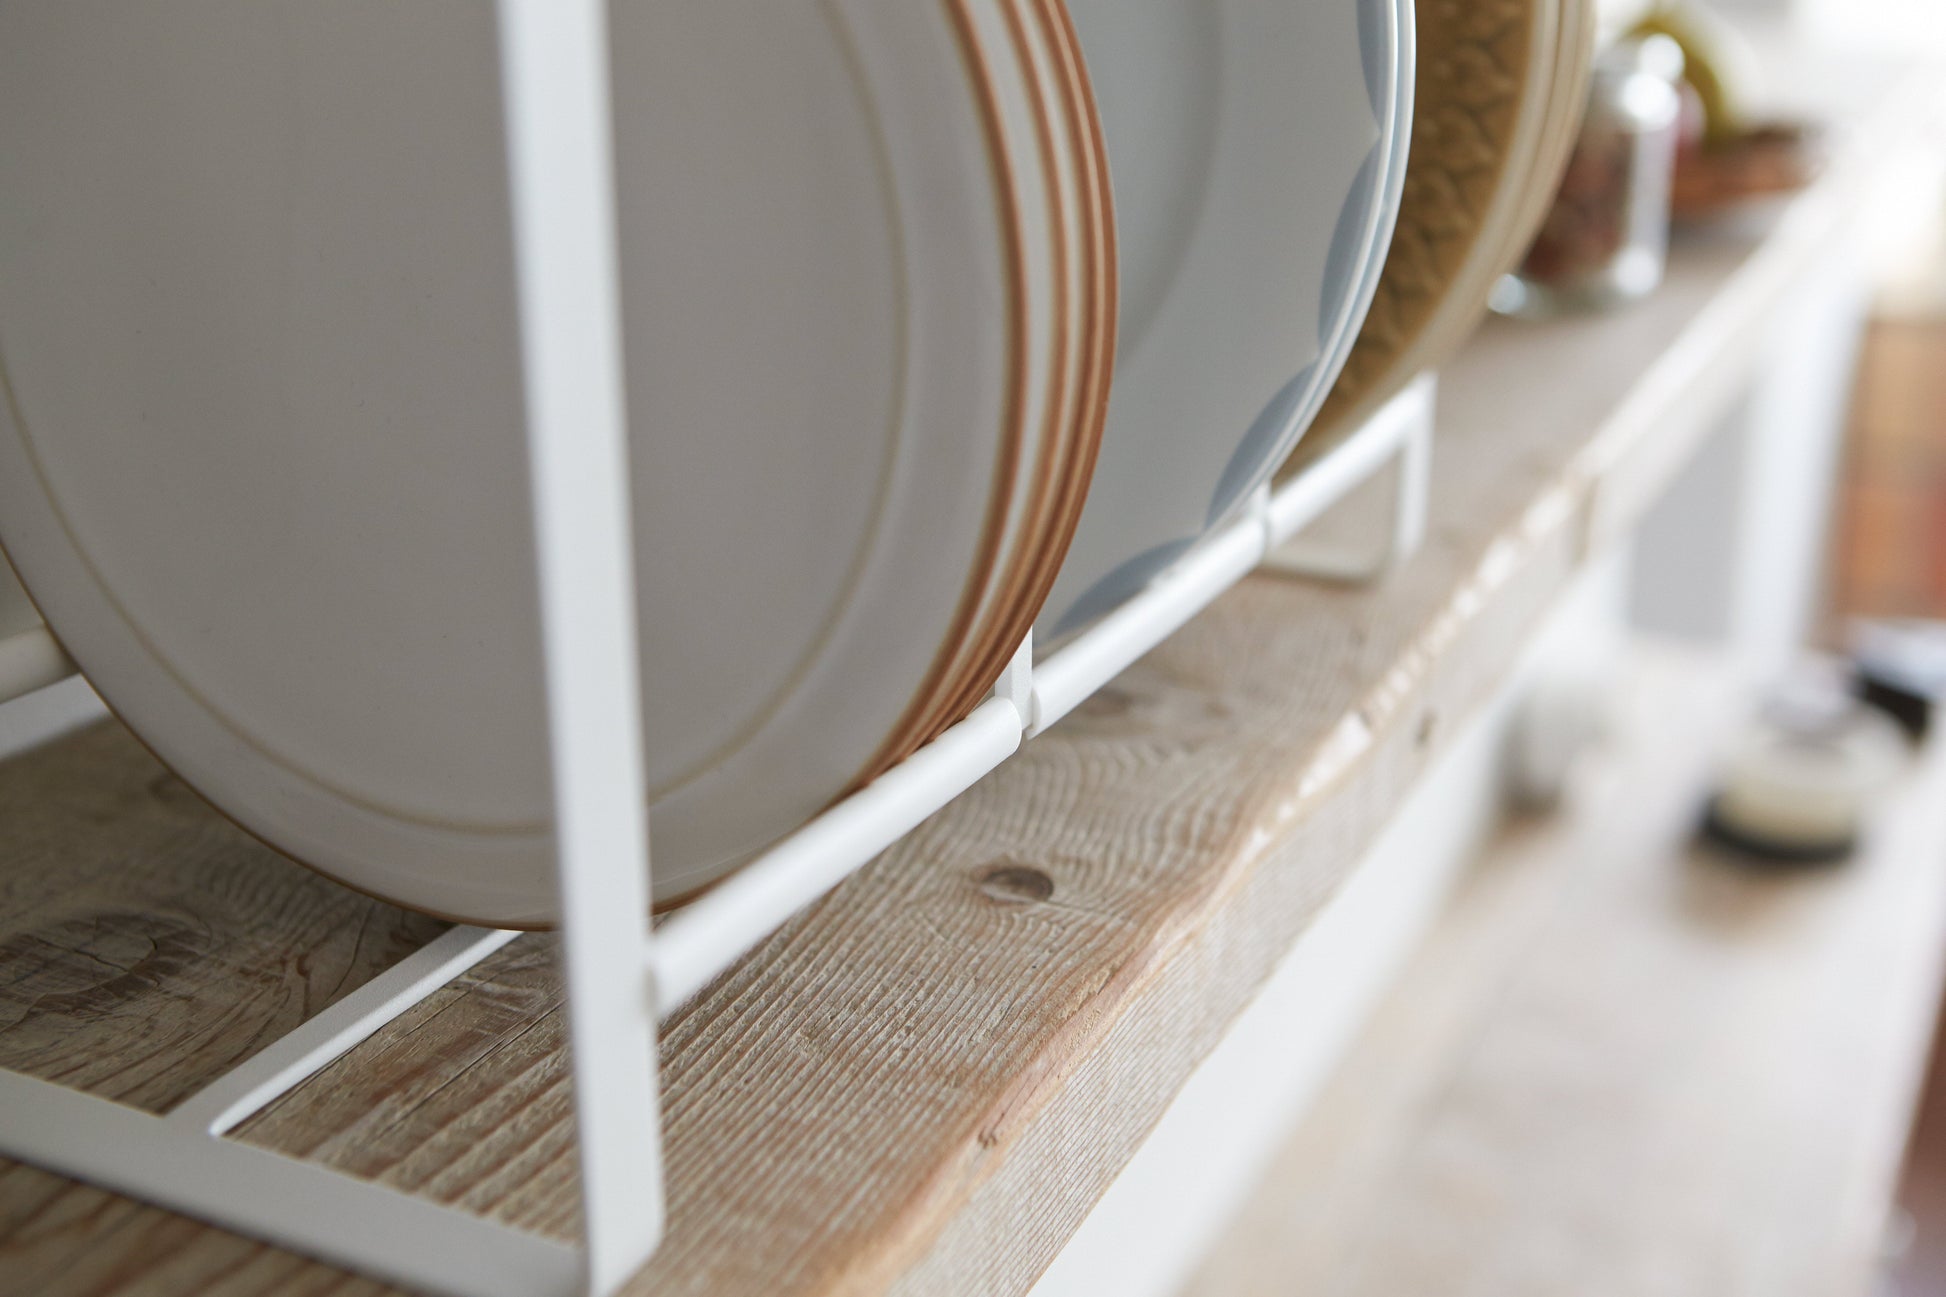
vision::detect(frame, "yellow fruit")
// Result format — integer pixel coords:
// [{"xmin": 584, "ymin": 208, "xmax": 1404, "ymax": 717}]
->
[{"xmin": 1628, "ymin": 1, "xmax": 1750, "ymax": 148}]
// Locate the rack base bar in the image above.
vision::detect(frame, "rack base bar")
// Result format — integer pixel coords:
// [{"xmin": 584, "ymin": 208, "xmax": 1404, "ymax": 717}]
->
[
  {"xmin": 0, "ymin": 1071, "xmax": 580, "ymax": 1297},
  {"xmin": 1264, "ymin": 375, "xmax": 1434, "ymax": 583},
  {"xmin": 650, "ymin": 694, "xmax": 1026, "ymax": 1015},
  {"xmin": 1264, "ymin": 374, "xmax": 1434, "ymax": 546},
  {"xmin": 168, "ymin": 925, "xmax": 521, "ymax": 1137},
  {"xmin": 1033, "ymin": 505, "xmax": 1271, "ymax": 736},
  {"xmin": 1035, "ymin": 376, "xmax": 1433, "ymax": 734}
]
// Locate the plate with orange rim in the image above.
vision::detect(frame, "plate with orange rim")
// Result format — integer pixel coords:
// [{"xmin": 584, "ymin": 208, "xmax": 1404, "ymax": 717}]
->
[
  {"xmin": 0, "ymin": 1, "xmax": 1109, "ymax": 925},
  {"xmin": 902, "ymin": 0, "xmax": 1118, "ymax": 742}
]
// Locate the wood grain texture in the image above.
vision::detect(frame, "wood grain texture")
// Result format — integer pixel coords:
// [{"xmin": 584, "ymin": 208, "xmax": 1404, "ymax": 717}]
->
[
  {"xmin": 0, "ymin": 720, "xmax": 445, "ymax": 1294},
  {"xmin": 1181, "ymin": 645, "xmax": 1946, "ymax": 1297},
  {"xmin": 0, "ymin": 35, "xmax": 1932, "ymax": 1297},
  {"xmin": 0, "ymin": 719, "xmax": 447, "ymax": 1114}
]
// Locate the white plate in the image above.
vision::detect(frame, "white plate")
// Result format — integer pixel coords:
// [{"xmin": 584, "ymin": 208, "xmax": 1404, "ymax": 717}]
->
[
  {"xmin": 1279, "ymin": 0, "xmax": 1416, "ymax": 466},
  {"xmin": 0, "ymin": 1, "xmax": 1057, "ymax": 923},
  {"xmin": 1038, "ymin": 0, "xmax": 1409, "ymax": 639}
]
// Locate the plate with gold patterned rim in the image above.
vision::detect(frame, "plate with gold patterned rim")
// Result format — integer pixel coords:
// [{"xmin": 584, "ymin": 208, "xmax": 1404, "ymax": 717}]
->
[{"xmin": 1284, "ymin": 0, "xmax": 1564, "ymax": 475}]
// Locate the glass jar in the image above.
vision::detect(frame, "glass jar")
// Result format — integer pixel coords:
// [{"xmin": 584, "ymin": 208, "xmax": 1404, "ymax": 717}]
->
[{"xmin": 1496, "ymin": 35, "xmax": 1685, "ymax": 316}]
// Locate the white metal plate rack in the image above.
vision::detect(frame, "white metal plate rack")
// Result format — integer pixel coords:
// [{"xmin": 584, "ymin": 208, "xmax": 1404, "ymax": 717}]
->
[{"xmin": 0, "ymin": 4, "xmax": 1433, "ymax": 1294}]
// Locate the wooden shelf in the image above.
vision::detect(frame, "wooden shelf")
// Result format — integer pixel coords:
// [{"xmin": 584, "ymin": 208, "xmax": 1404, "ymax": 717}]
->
[
  {"xmin": 0, "ymin": 29, "xmax": 1938, "ymax": 1297},
  {"xmin": 1181, "ymin": 643, "xmax": 1946, "ymax": 1297}
]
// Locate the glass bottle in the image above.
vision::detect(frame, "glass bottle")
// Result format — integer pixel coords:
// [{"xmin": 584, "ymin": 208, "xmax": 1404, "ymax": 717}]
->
[{"xmin": 1496, "ymin": 34, "xmax": 1685, "ymax": 316}]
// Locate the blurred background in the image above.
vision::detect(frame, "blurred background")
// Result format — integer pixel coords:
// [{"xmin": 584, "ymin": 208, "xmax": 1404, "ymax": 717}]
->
[{"xmin": 1160, "ymin": 1, "xmax": 1946, "ymax": 1294}]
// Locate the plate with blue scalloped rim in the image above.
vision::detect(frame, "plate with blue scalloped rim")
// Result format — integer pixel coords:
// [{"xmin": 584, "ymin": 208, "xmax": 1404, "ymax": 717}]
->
[{"xmin": 1039, "ymin": 0, "xmax": 1413, "ymax": 643}]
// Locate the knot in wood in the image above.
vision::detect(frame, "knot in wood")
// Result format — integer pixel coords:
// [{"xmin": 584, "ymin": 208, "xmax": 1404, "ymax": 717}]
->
[{"xmin": 975, "ymin": 862, "xmax": 1055, "ymax": 906}]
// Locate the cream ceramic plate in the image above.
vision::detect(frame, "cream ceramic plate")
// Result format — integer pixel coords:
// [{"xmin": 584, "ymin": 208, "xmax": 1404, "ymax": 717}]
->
[
  {"xmin": 1038, "ymin": 0, "xmax": 1411, "ymax": 641},
  {"xmin": 1501, "ymin": 0, "xmax": 1598, "ymax": 285},
  {"xmin": 1292, "ymin": 0, "xmax": 1569, "ymax": 462},
  {"xmin": 1408, "ymin": 0, "xmax": 1564, "ymax": 369},
  {"xmin": 0, "ymin": 1, "xmax": 1092, "ymax": 923}
]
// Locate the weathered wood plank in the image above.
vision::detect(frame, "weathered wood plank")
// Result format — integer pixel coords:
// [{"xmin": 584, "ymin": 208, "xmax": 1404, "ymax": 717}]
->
[
  {"xmin": 0, "ymin": 719, "xmax": 447, "ymax": 1114},
  {"xmin": 0, "ymin": 720, "xmax": 444, "ymax": 1292}
]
